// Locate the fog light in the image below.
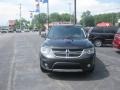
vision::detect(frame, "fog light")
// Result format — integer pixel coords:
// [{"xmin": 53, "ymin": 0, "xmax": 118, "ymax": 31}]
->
[
  {"xmin": 87, "ymin": 64, "xmax": 91, "ymax": 68},
  {"xmin": 44, "ymin": 63, "xmax": 49, "ymax": 69}
]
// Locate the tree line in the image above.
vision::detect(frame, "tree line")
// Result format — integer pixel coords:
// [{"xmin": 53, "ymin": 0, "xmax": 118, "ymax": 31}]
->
[
  {"xmin": 15, "ymin": 11, "xmax": 120, "ymax": 30},
  {"xmin": 31, "ymin": 13, "xmax": 74, "ymax": 29},
  {"xmin": 80, "ymin": 10, "xmax": 120, "ymax": 27}
]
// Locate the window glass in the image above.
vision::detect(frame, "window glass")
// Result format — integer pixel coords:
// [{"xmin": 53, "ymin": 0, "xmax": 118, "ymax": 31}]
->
[
  {"xmin": 48, "ymin": 26, "xmax": 85, "ymax": 39},
  {"xmin": 91, "ymin": 27, "xmax": 104, "ymax": 33}
]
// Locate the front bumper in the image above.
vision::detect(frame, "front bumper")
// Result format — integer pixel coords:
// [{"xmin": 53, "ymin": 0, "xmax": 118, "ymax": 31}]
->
[
  {"xmin": 40, "ymin": 53, "xmax": 96, "ymax": 72},
  {"xmin": 113, "ymin": 42, "xmax": 120, "ymax": 49}
]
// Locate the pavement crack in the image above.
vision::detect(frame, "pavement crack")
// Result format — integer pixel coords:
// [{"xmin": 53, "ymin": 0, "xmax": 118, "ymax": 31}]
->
[{"xmin": 7, "ymin": 37, "xmax": 16, "ymax": 90}]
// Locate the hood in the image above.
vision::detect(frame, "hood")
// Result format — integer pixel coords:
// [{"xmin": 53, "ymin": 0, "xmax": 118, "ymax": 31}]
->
[{"xmin": 42, "ymin": 39, "xmax": 93, "ymax": 49}]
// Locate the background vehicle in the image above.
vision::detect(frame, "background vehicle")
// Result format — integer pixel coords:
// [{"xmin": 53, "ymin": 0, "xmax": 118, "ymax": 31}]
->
[
  {"xmin": 113, "ymin": 28, "xmax": 120, "ymax": 50},
  {"xmin": 16, "ymin": 29, "xmax": 21, "ymax": 33},
  {"xmin": 24, "ymin": 29, "xmax": 30, "ymax": 32},
  {"xmin": 0, "ymin": 28, "xmax": 8, "ymax": 33},
  {"xmin": 40, "ymin": 25, "xmax": 96, "ymax": 73},
  {"xmin": 33, "ymin": 29, "xmax": 39, "ymax": 32},
  {"xmin": 88, "ymin": 26, "xmax": 119, "ymax": 47},
  {"xmin": 8, "ymin": 29, "xmax": 14, "ymax": 33}
]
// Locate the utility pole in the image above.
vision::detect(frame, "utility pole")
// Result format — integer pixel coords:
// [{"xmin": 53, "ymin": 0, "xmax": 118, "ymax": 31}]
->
[
  {"xmin": 38, "ymin": 2, "xmax": 40, "ymax": 30},
  {"xmin": 20, "ymin": 4, "xmax": 22, "ymax": 30},
  {"xmin": 74, "ymin": 0, "xmax": 77, "ymax": 24},
  {"xmin": 68, "ymin": 3, "xmax": 72, "ymax": 23},
  {"xmin": 47, "ymin": 1, "xmax": 49, "ymax": 29}
]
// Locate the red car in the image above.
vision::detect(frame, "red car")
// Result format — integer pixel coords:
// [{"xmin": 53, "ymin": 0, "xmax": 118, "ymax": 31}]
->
[{"xmin": 113, "ymin": 28, "xmax": 120, "ymax": 50}]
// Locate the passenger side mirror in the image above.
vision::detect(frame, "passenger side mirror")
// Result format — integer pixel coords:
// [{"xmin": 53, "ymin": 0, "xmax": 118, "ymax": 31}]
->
[
  {"xmin": 85, "ymin": 32, "xmax": 88, "ymax": 38},
  {"xmin": 41, "ymin": 32, "xmax": 46, "ymax": 38}
]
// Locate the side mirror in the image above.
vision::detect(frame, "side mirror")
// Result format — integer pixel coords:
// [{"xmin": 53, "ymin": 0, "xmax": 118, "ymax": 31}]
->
[
  {"xmin": 41, "ymin": 32, "xmax": 46, "ymax": 38},
  {"xmin": 84, "ymin": 32, "xmax": 88, "ymax": 38},
  {"xmin": 86, "ymin": 33, "xmax": 89, "ymax": 38}
]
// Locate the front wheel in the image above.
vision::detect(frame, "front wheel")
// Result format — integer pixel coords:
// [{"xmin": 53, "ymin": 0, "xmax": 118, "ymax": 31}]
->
[
  {"xmin": 83, "ymin": 65, "xmax": 95, "ymax": 74},
  {"xmin": 94, "ymin": 40, "xmax": 102, "ymax": 47},
  {"xmin": 40, "ymin": 64, "xmax": 48, "ymax": 73}
]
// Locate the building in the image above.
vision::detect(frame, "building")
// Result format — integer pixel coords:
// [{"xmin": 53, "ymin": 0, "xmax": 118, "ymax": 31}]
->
[{"xmin": 9, "ymin": 20, "xmax": 16, "ymax": 30}]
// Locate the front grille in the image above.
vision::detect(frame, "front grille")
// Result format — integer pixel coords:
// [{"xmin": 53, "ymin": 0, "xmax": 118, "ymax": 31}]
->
[
  {"xmin": 52, "ymin": 48, "xmax": 83, "ymax": 58},
  {"xmin": 53, "ymin": 62, "xmax": 81, "ymax": 69}
]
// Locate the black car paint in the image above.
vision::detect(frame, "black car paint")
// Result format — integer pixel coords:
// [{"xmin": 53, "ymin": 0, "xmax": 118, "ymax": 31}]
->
[
  {"xmin": 89, "ymin": 27, "xmax": 119, "ymax": 45},
  {"xmin": 42, "ymin": 39, "xmax": 93, "ymax": 49},
  {"xmin": 40, "ymin": 25, "xmax": 96, "ymax": 73}
]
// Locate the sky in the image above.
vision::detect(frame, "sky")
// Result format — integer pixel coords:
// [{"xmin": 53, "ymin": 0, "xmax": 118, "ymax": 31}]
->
[{"xmin": 0, "ymin": 0, "xmax": 120, "ymax": 25}]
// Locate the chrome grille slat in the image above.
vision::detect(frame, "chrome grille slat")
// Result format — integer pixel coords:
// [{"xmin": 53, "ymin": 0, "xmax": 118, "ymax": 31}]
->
[
  {"xmin": 68, "ymin": 51, "xmax": 82, "ymax": 54},
  {"xmin": 52, "ymin": 48, "xmax": 83, "ymax": 58}
]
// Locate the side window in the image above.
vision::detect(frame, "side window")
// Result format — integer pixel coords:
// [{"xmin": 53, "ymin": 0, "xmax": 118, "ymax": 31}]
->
[
  {"xmin": 110, "ymin": 30, "xmax": 116, "ymax": 33},
  {"xmin": 97, "ymin": 29, "xmax": 104, "ymax": 33},
  {"xmin": 104, "ymin": 30, "xmax": 110, "ymax": 33},
  {"xmin": 104, "ymin": 28, "xmax": 116, "ymax": 34},
  {"xmin": 91, "ymin": 28, "xmax": 104, "ymax": 33},
  {"xmin": 91, "ymin": 29, "xmax": 97, "ymax": 33}
]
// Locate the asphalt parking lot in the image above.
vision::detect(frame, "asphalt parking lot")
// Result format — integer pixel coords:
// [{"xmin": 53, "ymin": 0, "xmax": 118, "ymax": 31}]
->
[{"xmin": 0, "ymin": 32, "xmax": 120, "ymax": 90}]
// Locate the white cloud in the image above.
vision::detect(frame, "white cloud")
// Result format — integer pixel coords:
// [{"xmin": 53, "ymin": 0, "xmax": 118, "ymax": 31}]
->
[
  {"xmin": 41, "ymin": 0, "xmax": 120, "ymax": 20},
  {"xmin": 0, "ymin": 0, "xmax": 120, "ymax": 25},
  {"xmin": 76, "ymin": 0, "xmax": 120, "ymax": 20},
  {"xmin": 0, "ymin": 0, "xmax": 34, "ymax": 25}
]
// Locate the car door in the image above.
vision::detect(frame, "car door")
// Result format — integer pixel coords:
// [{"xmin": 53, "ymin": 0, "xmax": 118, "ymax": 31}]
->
[
  {"xmin": 89, "ymin": 27, "xmax": 104, "ymax": 42},
  {"xmin": 104, "ymin": 28, "xmax": 115, "ymax": 44}
]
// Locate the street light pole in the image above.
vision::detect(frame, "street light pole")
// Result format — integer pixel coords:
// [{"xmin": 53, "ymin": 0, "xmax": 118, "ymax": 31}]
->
[
  {"xmin": 20, "ymin": 3, "xmax": 22, "ymax": 30},
  {"xmin": 68, "ymin": 3, "xmax": 72, "ymax": 23},
  {"xmin": 47, "ymin": 1, "xmax": 49, "ymax": 29},
  {"xmin": 74, "ymin": 0, "xmax": 77, "ymax": 24}
]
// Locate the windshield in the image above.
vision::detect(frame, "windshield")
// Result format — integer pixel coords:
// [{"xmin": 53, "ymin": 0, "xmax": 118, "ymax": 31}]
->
[
  {"xmin": 47, "ymin": 26, "xmax": 85, "ymax": 39},
  {"xmin": 2, "ymin": 29, "xmax": 8, "ymax": 30}
]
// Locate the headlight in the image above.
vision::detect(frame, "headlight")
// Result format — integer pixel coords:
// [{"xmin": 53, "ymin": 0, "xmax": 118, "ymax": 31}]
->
[
  {"xmin": 83, "ymin": 47, "xmax": 95, "ymax": 54},
  {"xmin": 40, "ymin": 47, "xmax": 55, "ymax": 58}
]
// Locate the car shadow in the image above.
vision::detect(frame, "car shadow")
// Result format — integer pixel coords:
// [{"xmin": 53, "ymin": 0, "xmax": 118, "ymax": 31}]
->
[
  {"xmin": 116, "ymin": 51, "xmax": 120, "ymax": 54},
  {"xmin": 100, "ymin": 44, "xmax": 113, "ymax": 48},
  {"xmin": 103, "ymin": 44, "xmax": 113, "ymax": 47},
  {"xmin": 47, "ymin": 57, "xmax": 109, "ymax": 81}
]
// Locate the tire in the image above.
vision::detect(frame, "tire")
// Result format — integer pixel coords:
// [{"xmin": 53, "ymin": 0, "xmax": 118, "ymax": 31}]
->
[
  {"xmin": 88, "ymin": 66, "xmax": 95, "ymax": 73},
  {"xmin": 83, "ymin": 65, "xmax": 95, "ymax": 74},
  {"xmin": 40, "ymin": 64, "xmax": 48, "ymax": 73},
  {"xmin": 84, "ymin": 58, "xmax": 95, "ymax": 73},
  {"xmin": 94, "ymin": 40, "xmax": 102, "ymax": 47}
]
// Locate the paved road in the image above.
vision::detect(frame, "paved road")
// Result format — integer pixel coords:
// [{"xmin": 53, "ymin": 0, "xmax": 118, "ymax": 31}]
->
[{"xmin": 0, "ymin": 33, "xmax": 120, "ymax": 90}]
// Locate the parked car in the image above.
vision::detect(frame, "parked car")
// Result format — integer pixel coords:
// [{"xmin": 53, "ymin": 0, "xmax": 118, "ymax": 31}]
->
[
  {"xmin": 33, "ymin": 29, "xmax": 39, "ymax": 32},
  {"xmin": 16, "ymin": 29, "xmax": 21, "ymax": 33},
  {"xmin": 88, "ymin": 26, "xmax": 119, "ymax": 47},
  {"xmin": 8, "ymin": 29, "xmax": 14, "ymax": 33},
  {"xmin": 40, "ymin": 25, "xmax": 96, "ymax": 73},
  {"xmin": 1, "ymin": 28, "xmax": 8, "ymax": 33},
  {"xmin": 113, "ymin": 28, "xmax": 120, "ymax": 50},
  {"xmin": 24, "ymin": 29, "xmax": 30, "ymax": 32}
]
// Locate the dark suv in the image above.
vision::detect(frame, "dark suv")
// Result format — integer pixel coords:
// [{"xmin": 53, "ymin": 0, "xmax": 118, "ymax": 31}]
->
[
  {"xmin": 88, "ymin": 27, "xmax": 118, "ymax": 47},
  {"xmin": 40, "ymin": 25, "xmax": 96, "ymax": 73}
]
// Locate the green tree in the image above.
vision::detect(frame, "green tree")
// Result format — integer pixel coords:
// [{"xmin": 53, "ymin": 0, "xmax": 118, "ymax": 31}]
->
[
  {"xmin": 61, "ymin": 13, "xmax": 71, "ymax": 22},
  {"xmin": 80, "ymin": 10, "xmax": 95, "ymax": 26},
  {"xmin": 32, "ymin": 13, "xmax": 47, "ymax": 29},
  {"xmin": 15, "ymin": 18, "xmax": 30, "ymax": 29},
  {"xmin": 94, "ymin": 13, "xmax": 119, "ymax": 25},
  {"xmin": 49, "ymin": 13, "xmax": 61, "ymax": 22},
  {"xmin": 15, "ymin": 20, "xmax": 20, "ymax": 29}
]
